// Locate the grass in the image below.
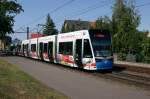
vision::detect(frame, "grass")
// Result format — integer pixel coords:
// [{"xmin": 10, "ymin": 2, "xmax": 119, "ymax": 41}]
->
[{"xmin": 0, "ymin": 59, "xmax": 69, "ymax": 99}]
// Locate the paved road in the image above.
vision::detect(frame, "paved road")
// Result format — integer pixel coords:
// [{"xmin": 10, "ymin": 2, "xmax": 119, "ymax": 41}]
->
[{"xmin": 1, "ymin": 56, "xmax": 150, "ymax": 99}]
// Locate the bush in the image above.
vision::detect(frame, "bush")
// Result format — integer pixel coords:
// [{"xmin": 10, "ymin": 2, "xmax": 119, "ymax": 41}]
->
[
  {"xmin": 144, "ymin": 56, "xmax": 150, "ymax": 64},
  {"xmin": 126, "ymin": 54, "xmax": 136, "ymax": 62},
  {"xmin": 135, "ymin": 53, "xmax": 144, "ymax": 62},
  {"xmin": 118, "ymin": 52, "xmax": 127, "ymax": 61}
]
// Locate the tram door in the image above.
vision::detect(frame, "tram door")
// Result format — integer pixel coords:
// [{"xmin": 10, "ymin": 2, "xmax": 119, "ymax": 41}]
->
[
  {"xmin": 39, "ymin": 42, "xmax": 44, "ymax": 60},
  {"xmin": 22, "ymin": 44, "xmax": 25, "ymax": 56},
  {"xmin": 75, "ymin": 39, "xmax": 83, "ymax": 68},
  {"xmin": 26, "ymin": 44, "xmax": 29, "ymax": 57},
  {"xmin": 48, "ymin": 42, "xmax": 53, "ymax": 62}
]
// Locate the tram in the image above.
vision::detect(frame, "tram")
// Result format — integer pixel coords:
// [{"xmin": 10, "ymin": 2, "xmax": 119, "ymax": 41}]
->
[{"xmin": 20, "ymin": 29, "xmax": 113, "ymax": 70}]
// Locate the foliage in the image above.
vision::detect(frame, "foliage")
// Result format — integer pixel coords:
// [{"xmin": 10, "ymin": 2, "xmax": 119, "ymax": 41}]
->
[
  {"xmin": 94, "ymin": 0, "xmax": 149, "ymax": 63},
  {"xmin": 43, "ymin": 14, "xmax": 58, "ymax": 35},
  {"xmin": 95, "ymin": 16, "xmax": 112, "ymax": 31},
  {"xmin": 112, "ymin": 0, "xmax": 141, "ymax": 61},
  {"xmin": 0, "ymin": 0, "xmax": 23, "ymax": 50},
  {"xmin": 5, "ymin": 36, "xmax": 12, "ymax": 46},
  {"xmin": 0, "ymin": 0, "xmax": 23, "ymax": 38},
  {"xmin": 141, "ymin": 37, "xmax": 150, "ymax": 63},
  {"xmin": 118, "ymin": 52, "xmax": 127, "ymax": 61}
]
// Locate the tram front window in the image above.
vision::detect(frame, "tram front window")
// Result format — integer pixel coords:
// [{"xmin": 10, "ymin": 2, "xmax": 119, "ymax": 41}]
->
[
  {"xmin": 92, "ymin": 39, "xmax": 112, "ymax": 57},
  {"xmin": 89, "ymin": 30, "xmax": 112, "ymax": 57},
  {"xmin": 83, "ymin": 39, "xmax": 92, "ymax": 58}
]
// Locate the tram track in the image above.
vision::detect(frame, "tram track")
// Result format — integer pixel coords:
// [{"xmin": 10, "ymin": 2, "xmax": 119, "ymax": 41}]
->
[
  {"xmin": 49, "ymin": 61, "xmax": 150, "ymax": 89},
  {"xmin": 57, "ymin": 63, "xmax": 150, "ymax": 90},
  {"xmin": 108, "ymin": 71, "xmax": 150, "ymax": 85},
  {"xmin": 92, "ymin": 69, "xmax": 150, "ymax": 90}
]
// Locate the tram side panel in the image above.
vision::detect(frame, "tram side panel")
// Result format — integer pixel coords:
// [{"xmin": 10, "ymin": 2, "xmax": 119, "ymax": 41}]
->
[
  {"xmin": 29, "ymin": 38, "xmax": 38, "ymax": 59},
  {"xmin": 38, "ymin": 35, "xmax": 56, "ymax": 62},
  {"xmin": 22, "ymin": 40, "xmax": 30, "ymax": 57},
  {"xmin": 57, "ymin": 34, "xmax": 75, "ymax": 67},
  {"xmin": 56, "ymin": 30, "xmax": 113, "ymax": 70},
  {"xmin": 56, "ymin": 30, "xmax": 96, "ymax": 70}
]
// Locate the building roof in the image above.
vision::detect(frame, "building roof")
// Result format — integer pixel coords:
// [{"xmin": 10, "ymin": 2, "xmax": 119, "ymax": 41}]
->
[{"xmin": 64, "ymin": 20, "xmax": 95, "ymax": 31}]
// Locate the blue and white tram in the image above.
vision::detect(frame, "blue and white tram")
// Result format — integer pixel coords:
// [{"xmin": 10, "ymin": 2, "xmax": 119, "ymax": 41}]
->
[{"xmin": 19, "ymin": 29, "xmax": 113, "ymax": 70}]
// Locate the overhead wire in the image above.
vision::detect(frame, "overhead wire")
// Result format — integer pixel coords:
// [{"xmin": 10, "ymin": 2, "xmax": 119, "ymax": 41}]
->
[
  {"xmin": 66, "ymin": 0, "xmax": 150, "ymax": 19},
  {"xmin": 55, "ymin": 0, "xmax": 113, "ymax": 25},
  {"xmin": 15, "ymin": 0, "xmax": 75, "ymax": 32},
  {"xmin": 15, "ymin": 0, "xmax": 150, "ymax": 33},
  {"xmin": 136, "ymin": 2, "xmax": 150, "ymax": 8},
  {"xmin": 55, "ymin": 0, "xmax": 150, "ymax": 32},
  {"xmin": 69, "ymin": 0, "xmax": 113, "ymax": 18},
  {"xmin": 74, "ymin": 1, "xmax": 150, "ymax": 19}
]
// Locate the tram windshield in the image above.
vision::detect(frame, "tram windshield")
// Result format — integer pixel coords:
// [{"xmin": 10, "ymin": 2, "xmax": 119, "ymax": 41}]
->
[{"xmin": 89, "ymin": 30, "xmax": 112, "ymax": 57}]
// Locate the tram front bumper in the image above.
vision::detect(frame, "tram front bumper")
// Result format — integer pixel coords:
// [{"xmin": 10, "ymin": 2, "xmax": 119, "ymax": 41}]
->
[{"xmin": 96, "ymin": 59, "xmax": 113, "ymax": 70}]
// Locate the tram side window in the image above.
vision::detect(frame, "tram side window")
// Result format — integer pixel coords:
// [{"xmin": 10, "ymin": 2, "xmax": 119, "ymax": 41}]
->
[
  {"xmin": 22, "ymin": 44, "xmax": 24, "ymax": 51},
  {"xmin": 24, "ymin": 44, "xmax": 26, "ymax": 51},
  {"xmin": 39, "ymin": 43, "xmax": 43, "ymax": 51},
  {"xmin": 59, "ymin": 42, "xmax": 73, "ymax": 55},
  {"xmin": 48, "ymin": 42, "xmax": 53, "ymax": 55},
  {"xmin": 24, "ymin": 44, "xmax": 27, "ymax": 51},
  {"xmin": 59, "ymin": 43, "xmax": 64, "ymax": 54},
  {"xmin": 83, "ymin": 39, "xmax": 92, "ymax": 58},
  {"xmin": 17, "ymin": 45, "xmax": 21, "ymax": 52},
  {"xmin": 44, "ymin": 43, "xmax": 48, "ymax": 52},
  {"xmin": 31, "ymin": 44, "xmax": 36, "ymax": 52},
  {"xmin": 26, "ymin": 44, "xmax": 28, "ymax": 51}
]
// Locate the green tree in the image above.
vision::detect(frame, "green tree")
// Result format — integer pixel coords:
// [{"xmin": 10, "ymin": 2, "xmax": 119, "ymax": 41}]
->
[
  {"xmin": 112, "ymin": 0, "xmax": 140, "ymax": 60},
  {"xmin": 43, "ymin": 14, "xmax": 58, "ymax": 35},
  {"xmin": 141, "ymin": 34, "xmax": 150, "ymax": 63},
  {"xmin": 96, "ymin": 16, "xmax": 112, "ymax": 31},
  {"xmin": 0, "ymin": 0, "xmax": 23, "ymax": 49},
  {"xmin": 5, "ymin": 36, "xmax": 12, "ymax": 46}
]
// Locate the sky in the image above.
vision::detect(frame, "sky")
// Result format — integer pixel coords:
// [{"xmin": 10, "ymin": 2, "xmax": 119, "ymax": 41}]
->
[{"xmin": 11, "ymin": 0, "xmax": 150, "ymax": 40}]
